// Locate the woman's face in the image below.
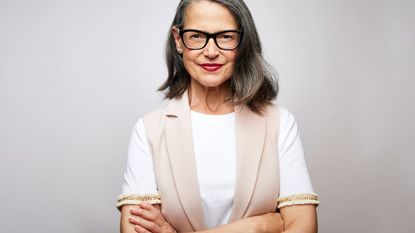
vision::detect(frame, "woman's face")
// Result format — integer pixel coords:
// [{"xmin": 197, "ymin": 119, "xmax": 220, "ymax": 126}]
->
[{"xmin": 173, "ymin": 1, "xmax": 239, "ymax": 88}]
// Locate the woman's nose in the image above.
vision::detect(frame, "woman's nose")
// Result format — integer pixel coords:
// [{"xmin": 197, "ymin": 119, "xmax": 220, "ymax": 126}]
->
[{"xmin": 203, "ymin": 38, "xmax": 220, "ymax": 58}]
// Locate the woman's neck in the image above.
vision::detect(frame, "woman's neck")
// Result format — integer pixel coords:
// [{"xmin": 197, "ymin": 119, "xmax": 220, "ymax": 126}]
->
[{"xmin": 188, "ymin": 80, "xmax": 234, "ymax": 115}]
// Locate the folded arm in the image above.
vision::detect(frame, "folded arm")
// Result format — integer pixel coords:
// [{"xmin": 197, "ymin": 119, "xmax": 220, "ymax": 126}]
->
[
  {"xmin": 122, "ymin": 202, "xmax": 317, "ymax": 233},
  {"xmin": 121, "ymin": 203, "xmax": 284, "ymax": 233}
]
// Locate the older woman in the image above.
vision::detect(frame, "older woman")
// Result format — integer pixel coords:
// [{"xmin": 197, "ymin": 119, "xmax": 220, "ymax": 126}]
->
[{"xmin": 117, "ymin": 0, "xmax": 319, "ymax": 232}]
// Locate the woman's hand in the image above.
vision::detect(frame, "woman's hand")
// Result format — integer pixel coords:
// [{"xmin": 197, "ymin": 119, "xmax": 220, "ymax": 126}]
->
[{"xmin": 128, "ymin": 203, "xmax": 177, "ymax": 233}]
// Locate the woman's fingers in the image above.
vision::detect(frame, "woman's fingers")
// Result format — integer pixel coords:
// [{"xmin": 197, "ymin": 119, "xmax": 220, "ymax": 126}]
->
[
  {"xmin": 129, "ymin": 202, "xmax": 177, "ymax": 233},
  {"xmin": 138, "ymin": 203, "xmax": 166, "ymax": 226},
  {"xmin": 128, "ymin": 215, "xmax": 161, "ymax": 233},
  {"xmin": 139, "ymin": 202, "xmax": 161, "ymax": 213},
  {"xmin": 133, "ymin": 224, "xmax": 150, "ymax": 233},
  {"xmin": 130, "ymin": 206, "xmax": 158, "ymax": 221}
]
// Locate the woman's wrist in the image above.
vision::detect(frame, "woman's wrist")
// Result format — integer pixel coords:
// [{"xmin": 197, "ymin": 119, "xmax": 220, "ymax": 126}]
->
[{"xmin": 249, "ymin": 213, "xmax": 284, "ymax": 233}]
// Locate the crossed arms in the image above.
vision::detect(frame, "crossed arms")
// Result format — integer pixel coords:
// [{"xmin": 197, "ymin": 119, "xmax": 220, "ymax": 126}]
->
[{"xmin": 120, "ymin": 203, "xmax": 317, "ymax": 233}]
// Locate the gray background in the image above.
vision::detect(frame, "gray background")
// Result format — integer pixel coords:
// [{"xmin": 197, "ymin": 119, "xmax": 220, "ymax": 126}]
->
[{"xmin": 1, "ymin": 0, "xmax": 414, "ymax": 232}]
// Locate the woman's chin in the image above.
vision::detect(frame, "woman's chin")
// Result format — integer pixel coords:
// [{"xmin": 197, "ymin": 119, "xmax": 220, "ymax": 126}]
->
[{"xmin": 192, "ymin": 76, "xmax": 230, "ymax": 88}]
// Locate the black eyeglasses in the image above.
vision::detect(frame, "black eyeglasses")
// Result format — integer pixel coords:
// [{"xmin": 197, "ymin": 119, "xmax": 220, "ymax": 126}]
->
[{"xmin": 178, "ymin": 29, "xmax": 243, "ymax": 50}]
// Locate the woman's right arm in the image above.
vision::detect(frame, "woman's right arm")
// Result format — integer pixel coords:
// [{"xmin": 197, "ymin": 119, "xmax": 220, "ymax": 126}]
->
[{"xmin": 119, "ymin": 119, "xmax": 161, "ymax": 233}]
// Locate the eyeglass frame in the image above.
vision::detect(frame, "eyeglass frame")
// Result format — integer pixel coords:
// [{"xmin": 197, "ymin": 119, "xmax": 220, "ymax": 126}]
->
[{"xmin": 178, "ymin": 29, "xmax": 243, "ymax": 51}]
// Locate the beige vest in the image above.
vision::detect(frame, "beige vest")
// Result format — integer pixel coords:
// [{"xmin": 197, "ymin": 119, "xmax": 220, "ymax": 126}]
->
[{"xmin": 143, "ymin": 91, "xmax": 280, "ymax": 231}]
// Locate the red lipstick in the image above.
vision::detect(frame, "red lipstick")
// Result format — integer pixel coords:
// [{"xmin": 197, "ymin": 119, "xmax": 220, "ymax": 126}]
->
[{"xmin": 200, "ymin": 63, "xmax": 223, "ymax": 72}]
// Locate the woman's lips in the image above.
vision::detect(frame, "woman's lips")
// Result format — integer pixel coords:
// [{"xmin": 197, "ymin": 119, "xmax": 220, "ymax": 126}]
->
[{"xmin": 200, "ymin": 63, "xmax": 223, "ymax": 72}]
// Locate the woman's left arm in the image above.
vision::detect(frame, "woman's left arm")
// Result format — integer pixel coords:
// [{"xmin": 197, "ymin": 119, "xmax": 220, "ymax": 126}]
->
[
  {"xmin": 276, "ymin": 108, "xmax": 318, "ymax": 233},
  {"xmin": 280, "ymin": 205, "xmax": 317, "ymax": 233}
]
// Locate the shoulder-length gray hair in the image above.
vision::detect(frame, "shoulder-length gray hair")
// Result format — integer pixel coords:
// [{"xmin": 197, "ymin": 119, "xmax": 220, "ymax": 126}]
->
[{"xmin": 158, "ymin": 0, "xmax": 278, "ymax": 113}]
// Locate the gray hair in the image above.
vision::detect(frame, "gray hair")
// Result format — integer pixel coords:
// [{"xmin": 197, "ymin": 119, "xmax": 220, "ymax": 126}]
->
[{"xmin": 158, "ymin": 0, "xmax": 278, "ymax": 113}]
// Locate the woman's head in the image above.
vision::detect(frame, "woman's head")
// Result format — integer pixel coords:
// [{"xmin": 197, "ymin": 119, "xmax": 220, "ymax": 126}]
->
[
  {"xmin": 159, "ymin": 0, "xmax": 278, "ymax": 113},
  {"xmin": 172, "ymin": 1, "xmax": 239, "ymax": 89}
]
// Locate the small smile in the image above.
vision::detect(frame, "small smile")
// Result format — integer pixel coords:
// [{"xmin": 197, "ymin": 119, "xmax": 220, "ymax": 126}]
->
[{"xmin": 200, "ymin": 63, "xmax": 223, "ymax": 72}]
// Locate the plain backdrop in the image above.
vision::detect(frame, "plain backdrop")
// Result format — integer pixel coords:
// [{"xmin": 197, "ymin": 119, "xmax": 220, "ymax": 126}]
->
[{"xmin": 0, "ymin": 0, "xmax": 414, "ymax": 232}]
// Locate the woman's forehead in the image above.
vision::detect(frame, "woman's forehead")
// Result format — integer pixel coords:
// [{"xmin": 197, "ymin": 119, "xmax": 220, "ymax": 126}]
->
[{"xmin": 183, "ymin": 1, "xmax": 238, "ymax": 31}]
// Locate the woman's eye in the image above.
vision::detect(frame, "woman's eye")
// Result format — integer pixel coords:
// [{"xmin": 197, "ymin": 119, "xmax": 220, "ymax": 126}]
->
[
  {"xmin": 188, "ymin": 33, "xmax": 204, "ymax": 40},
  {"xmin": 218, "ymin": 34, "xmax": 234, "ymax": 41}
]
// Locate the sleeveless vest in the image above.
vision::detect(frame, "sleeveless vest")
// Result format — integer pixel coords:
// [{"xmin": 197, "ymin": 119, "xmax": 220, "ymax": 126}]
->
[{"xmin": 143, "ymin": 91, "xmax": 280, "ymax": 231}]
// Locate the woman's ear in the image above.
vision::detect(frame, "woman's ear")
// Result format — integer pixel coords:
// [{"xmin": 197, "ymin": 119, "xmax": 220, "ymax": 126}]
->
[{"xmin": 172, "ymin": 26, "xmax": 183, "ymax": 54}]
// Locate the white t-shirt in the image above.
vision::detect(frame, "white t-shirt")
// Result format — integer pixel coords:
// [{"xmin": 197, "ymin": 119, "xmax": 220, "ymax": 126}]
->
[{"xmin": 119, "ymin": 107, "xmax": 318, "ymax": 228}]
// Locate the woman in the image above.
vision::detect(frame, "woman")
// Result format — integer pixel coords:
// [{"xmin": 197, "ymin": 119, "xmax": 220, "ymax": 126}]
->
[{"xmin": 117, "ymin": 0, "xmax": 319, "ymax": 232}]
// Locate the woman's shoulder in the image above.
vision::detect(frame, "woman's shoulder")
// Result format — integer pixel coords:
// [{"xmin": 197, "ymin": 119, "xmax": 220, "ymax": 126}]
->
[
  {"xmin": 133, "ymin": 103, "xmax": 172, "ymax": 141},
  {"xmin": 277, "ymin": 106, "xmax": 297, "ymax": 125},
  {"xmin": 264, "ymin": 104, "xmax": 297, "ymax": 126},
  {"xmin": 130, "ymin": 108, "xmax": 162, "ymax": 127},
  {"xmin": 143, "ymin": 107, "xmax": 166, "ymax": 120},
  {"xmin": 135, "ymin": 102, "xmax": 170, "ymax": 126}
]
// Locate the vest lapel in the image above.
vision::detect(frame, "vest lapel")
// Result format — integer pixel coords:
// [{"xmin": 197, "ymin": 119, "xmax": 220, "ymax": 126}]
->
[
  {"xmin": 229, "ymin": 105, "xmax": 266, "ymax": 222},
  {"xmin": 164, "ymin": 91, "xmax": 207, "ymax": 230}
]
